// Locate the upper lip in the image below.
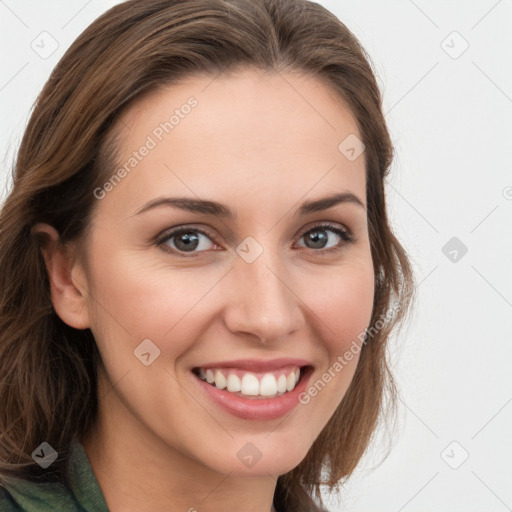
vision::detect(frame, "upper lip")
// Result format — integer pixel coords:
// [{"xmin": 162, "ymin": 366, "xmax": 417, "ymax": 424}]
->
[{"xmin": 193, "ymin": 358, "xmax": 313, "ymax": 373}]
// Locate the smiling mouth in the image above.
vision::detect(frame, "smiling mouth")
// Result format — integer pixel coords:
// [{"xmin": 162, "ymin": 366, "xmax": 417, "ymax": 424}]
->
[{"xmin": 192, "ymin": 365, "xmax": 312, "ymax": 399}]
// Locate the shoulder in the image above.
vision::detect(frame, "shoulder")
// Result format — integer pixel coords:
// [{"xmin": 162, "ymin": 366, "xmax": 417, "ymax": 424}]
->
[
  {"xmin": 0, "ymin": 485, "xmax": 21, "ymax": 511},
  {"xmin": 0, "ymin": 477, "xmax": 83, "ymax": 512},
  {"xmin": 0, "ymin": 440, "xmax": 108, "ymax": 512}
]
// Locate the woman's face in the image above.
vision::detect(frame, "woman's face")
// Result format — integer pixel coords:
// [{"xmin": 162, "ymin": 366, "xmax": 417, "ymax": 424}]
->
[{"xmin": 76, "ymin": 68, "xmax": 374, "ymax": 477}]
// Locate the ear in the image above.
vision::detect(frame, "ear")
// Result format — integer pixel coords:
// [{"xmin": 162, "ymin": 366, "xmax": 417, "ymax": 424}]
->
[{"xmin": 31, "ymin": 223, "xmax": 91, "ymax": 330}]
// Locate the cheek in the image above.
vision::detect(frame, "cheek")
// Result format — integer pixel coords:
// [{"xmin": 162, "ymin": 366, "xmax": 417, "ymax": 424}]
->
[
  {"xmin": 88, "ymin": 243, "xmax": 375, "ymax": 353},
  {"xmin": 86, "ymin": 248, "xmax": 226, "ymax": 360},
  {"xmin": 294, "ymin": 261, "xmax": 374, "ymax": 413},
  {"xmin": 301, "ymin": 261, "xmax": 375, "ymax": 353}
]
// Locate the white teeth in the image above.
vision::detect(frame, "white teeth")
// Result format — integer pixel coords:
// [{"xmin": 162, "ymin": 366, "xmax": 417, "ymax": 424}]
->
[
  {"xmin": 196, "ymin": 366, "xmax": 303, "ymax": 397},
  {"xmin": 241, "ymin": 374, "xmax": 260, "ymax": 395},
  {"xmin": 227, "ymin": 374, "xmax": 241, "ymax": 392},
  {"xmin": 260, "ymin": 373, "xmax": 278, "ymax": 396},
  {"xmin": 214, "ymin": 370, "xmax": 226, "ymax": 389},
  {"xmin": 277, "ymin": 374, "xmax": 287, "ymax": 393},
  {"xmin": 286, "ymin": 372, "xmax": 295, "ymax": 391}
]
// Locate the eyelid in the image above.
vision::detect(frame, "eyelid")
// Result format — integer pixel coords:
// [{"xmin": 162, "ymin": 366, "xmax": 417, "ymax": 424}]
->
[
  {"xmin": 293, "ymin": 221, "xmax": 353, "ymax": 243},
  {"xmin": 154, "ymin": 224, "xmax": 221, "ymax": 251},
  {"xmin": 155, "ymin": 222, "xmax": 354, "ymax": 256}
]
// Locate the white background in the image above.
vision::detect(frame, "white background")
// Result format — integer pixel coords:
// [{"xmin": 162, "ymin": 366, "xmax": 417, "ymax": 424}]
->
[{"xmin": 1, "ymin": 1, "xmax": 511, "ymax": 511}]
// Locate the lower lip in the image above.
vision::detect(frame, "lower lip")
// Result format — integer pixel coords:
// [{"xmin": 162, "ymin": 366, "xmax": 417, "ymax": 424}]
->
[{"xmin": 193, "ymin": 367, "xmax": 313, "ymax": 421}]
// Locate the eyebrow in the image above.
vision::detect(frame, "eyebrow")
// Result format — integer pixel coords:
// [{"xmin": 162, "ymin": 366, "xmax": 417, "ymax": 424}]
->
[{"xmin": 132, "ymin": 191, "xmax": 365, "ymax": 218}]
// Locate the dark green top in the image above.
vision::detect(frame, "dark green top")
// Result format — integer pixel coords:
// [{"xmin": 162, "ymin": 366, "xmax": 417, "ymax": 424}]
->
[
  {"xmin": 0, "ymin": 443, "xmax": 297, "ymax": 511},
  {"xmin": 0, "ymin": 442, "xmax": 109, "ymax": 511}
]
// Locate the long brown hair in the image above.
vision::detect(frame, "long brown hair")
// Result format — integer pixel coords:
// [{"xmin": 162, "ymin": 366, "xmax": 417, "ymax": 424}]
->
[{"xmin": 0, "ymin": 0, "xmax": 415, "ymax": 510}]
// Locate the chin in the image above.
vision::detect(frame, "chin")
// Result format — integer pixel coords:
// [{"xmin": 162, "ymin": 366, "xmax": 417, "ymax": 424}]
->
[{"xmin": 200, "ymin": 430, "xmax": 315, "ymax": 478}]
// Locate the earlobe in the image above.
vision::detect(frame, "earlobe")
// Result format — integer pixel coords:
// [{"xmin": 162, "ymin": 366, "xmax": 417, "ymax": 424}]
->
[{"xmin": 31, "ymin": 222, "xmax": 91, "ymax": 330}]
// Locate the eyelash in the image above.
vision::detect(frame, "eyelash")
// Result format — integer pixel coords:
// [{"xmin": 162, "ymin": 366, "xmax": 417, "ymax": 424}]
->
[{"xmin": 155, "ymin": 223, "xmax": 354, "ymax": 258}]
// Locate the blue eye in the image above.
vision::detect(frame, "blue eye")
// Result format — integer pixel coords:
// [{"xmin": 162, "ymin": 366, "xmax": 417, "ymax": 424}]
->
[{"xmin": 156, "ymin": 223, "xmax": 354, "ymax": 257}]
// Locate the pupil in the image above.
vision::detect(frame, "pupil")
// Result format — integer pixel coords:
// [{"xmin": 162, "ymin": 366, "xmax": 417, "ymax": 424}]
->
[
  {"xmin": 307, "ymin": 230, "xmax": 326, "ymax": 249},
  {"xmin": 176, "ymin": 232, "xmax": 198, "ymax": 251}
]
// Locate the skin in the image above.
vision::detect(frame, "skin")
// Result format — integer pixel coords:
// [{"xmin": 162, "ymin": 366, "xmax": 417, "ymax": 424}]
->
[{"xmin": 33, "ymin": 68, "xmax": 374, "ymax": 512}]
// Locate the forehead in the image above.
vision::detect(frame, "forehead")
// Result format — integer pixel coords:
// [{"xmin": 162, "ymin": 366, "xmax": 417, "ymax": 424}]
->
[{"xmin": 97, "ymin": 68, "xmax": 366, "ymax": 220}]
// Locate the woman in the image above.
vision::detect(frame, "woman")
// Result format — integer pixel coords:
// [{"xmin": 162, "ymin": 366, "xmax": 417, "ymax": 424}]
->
[{"xmin": 0, "ymin": 0, "xmax": 415, "ymax": 510}]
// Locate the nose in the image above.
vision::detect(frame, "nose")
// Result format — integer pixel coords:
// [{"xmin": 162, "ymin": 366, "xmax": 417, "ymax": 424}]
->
[{"xmin": 223, "ymin": 248, "xmax": 303, "ymax": 344}]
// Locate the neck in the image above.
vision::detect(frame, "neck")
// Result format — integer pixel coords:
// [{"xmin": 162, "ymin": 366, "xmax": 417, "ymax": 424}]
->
[{"xmin": 81, "ymin": 379, "xmax": 279, "ymax": 512}]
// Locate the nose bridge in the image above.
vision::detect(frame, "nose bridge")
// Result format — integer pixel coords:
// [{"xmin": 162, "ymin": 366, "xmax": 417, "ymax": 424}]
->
[{"xmin": 224, "ymin": 239, "xmax": 302, "ymax": 342}]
